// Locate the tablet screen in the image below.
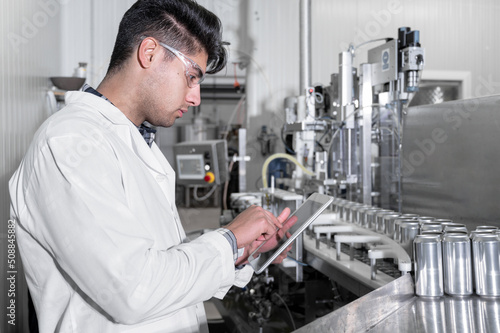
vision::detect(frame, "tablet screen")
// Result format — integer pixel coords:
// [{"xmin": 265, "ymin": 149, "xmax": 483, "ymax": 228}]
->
[{"xmin": 248, "ymin": 193, "xmax": 333, "ymax": 274}]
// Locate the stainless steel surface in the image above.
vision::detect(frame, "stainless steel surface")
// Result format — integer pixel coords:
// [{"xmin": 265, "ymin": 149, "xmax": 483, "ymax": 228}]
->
[
  {"xmin": 443, "ymin": 233, "xmax": 473, "ymax": 296},
  {"xmin": 402, "ymin": 95, "xmax": 500, "ymax": 230},
  {"xmin": 367, "ymin": 39, "xmax": 398, "ymax": 86},
  {"xmin": 472, "ymin": 233, "xmax": 500, "ymax": 297},
  {"xmin": 360, "ymin": 63, "xmax": 373, "ymax": 205},
  {"xmin": 293, "ymin": 274, "xmax": 415, "ymax": 333},
  {"xmin": 414, "ymin": 234, "xmax": 443, "ymax": 297},
  {"xmin": 294, "ymin": 274, "xmax": 500, "ymax": 333}
]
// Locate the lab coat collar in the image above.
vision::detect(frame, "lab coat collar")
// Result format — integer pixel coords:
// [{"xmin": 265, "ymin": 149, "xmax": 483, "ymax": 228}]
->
[
  {"xmin": 65, "ymin": 90, "xmax": 134, "ymax": 126},
  {"xmin": 65, "ymin": 91, "xmax": 170, "ymax": 177}
]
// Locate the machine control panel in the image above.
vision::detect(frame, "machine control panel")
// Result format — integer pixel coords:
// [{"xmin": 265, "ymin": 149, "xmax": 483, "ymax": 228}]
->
[{"xmin": 174, "ymin": 140, "xmax": 228, "ymax": 185}]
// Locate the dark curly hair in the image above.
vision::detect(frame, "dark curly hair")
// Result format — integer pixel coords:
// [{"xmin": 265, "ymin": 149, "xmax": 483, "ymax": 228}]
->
[{"xmin": 106, "ymin": 0, "xmax": 228, "ymax": 76}]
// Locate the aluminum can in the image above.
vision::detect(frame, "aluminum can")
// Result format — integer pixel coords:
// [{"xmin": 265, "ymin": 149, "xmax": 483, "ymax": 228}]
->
[
  {"xmin": 434, "ymin": 219, "xmax": 453, "ymax": 224},
  {"xmin": 469, "ymin": 230, "xmax": 493, "ymax": 239},
  {"xmin": 331, "ymin": 198, "xmax": 343, "ymax": 214},
  {"xmin": 338, "ymin": 200, "xmax": 350, "ymax": 220},
  {"xmin": 418, "ymin": 216, "xmax": 436, "ymax": 224},
  {"xmin": 374, "ymin": 210, "xmax": 394, "ymax": 233},
  {"xmin": 383, "ymin": 214, "xmax": 402, "ymax": 238},
  {"xmin": 420, "ymin": 222, "xmax": 443, "ymax": 233},
  {"xmin": 356, "ymin": 206, "xmax": 372, "ymax": 226},
  {"xmin": 400, "ymin": 221, "xmax": 420, "ymax": 257},
  {"xmin": 342, "ymin": 202, "xmax": 358, "ymax": 222},
  {"xmin": 442, "ymin": 233, "xmax": 473, "ymax": 296},
  {"xmin": 421, "ymin": 231, "xmax": 443, "ymax": 237},
  {"xmin": 444, "ymin": 226, "xmax": 469, "ymax": 234},
  {"xmin": 363, "ymin": 208, "xmax": 381, "ymax": 230},
  {"xmin": 353, "ymin": 205, "xmax": 371, "ymax": 225},
  {"xmin": 346, "ymin": 203, "xmax": 363, "ymax": 223},
  {"xmin": 476, "ymin": 226, "xmax": 499, "ymax": 233},
  {"xmin": 472, "ymin": 233, "xmax": 500, "ymax": 297},
  {"xmin": 414, "ymin": 234, "xmax": 444, "ymax": 297},
  {"xmin": 400, "ymin": 213, "xmax": 419, "ymax": 219},
  {"xmin": 394, "ymin": 218, "xmax": 417, "ymax": 243}
]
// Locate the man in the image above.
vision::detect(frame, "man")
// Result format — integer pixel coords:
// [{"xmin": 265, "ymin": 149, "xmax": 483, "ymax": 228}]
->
[{"xmin": 9, "ymin": 0, "xmax": 295, "ymax": 332}]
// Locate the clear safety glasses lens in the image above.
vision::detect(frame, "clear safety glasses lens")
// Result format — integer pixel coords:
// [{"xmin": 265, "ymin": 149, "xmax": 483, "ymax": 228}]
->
[{"xmin": 158, "ymin": 42, "xmax": 205, "ymax": 88}]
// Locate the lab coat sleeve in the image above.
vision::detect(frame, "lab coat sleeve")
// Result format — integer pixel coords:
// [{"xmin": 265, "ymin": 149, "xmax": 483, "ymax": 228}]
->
[{"xmin": 18, "ymin": 130, "xmax": 243, "ymax": 325}]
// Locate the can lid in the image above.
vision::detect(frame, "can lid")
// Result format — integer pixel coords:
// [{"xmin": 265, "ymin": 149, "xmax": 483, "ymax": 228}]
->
[
  {"xmin": 421, "ymin": 222, "xmax": 442, "ymax": 227},
  {"xmin": 395, "ymin": 218, "xmax": 417, "ymax": 223},
  {"xmin": 418, "ymin": 216, "xmax": 436, "ymax": 221},
  {"xmin": 443, "ymin": 233, "xmax": 470, "ymax": 242},
  {"xmin": 383, "ymin": 214, "xmax": 402, "ymax": 221},
  {"xmin": 434, "ymin": 219, "xmax": 453, "ymax": 223},
  {"xmin": 476, "ymin": 226, "xmax": 499, "ymax": 231},
  {"xmin": 401, "ymin": 213, "xmax": 419, "ymax": 218},
  {"xmin": 472, "ymin": 233, "xmax": 500, "ymax": 242},
  {"xmin": 351, "ymin": 204, "xmax": 369, "ymax": 210},
  {"xmin": 400, "ymin": 221, "xmax": 420, "ymax": 228},
  {"xmin": 374, "ymin": 210, "xmax": 394, "ymax": 216},
  {"xmin": 414, "ymin": 234, "xmax": 441, "ymax": 242},
  {"xmin": 420, "ymin": 231, "xmax": 443, "ymax": 236}
]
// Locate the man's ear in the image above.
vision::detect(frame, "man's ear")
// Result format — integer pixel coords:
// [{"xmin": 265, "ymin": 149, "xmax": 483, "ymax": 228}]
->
[{"xmin": 137, "ymin": 37, "xmax": 159, "ymax": 69}]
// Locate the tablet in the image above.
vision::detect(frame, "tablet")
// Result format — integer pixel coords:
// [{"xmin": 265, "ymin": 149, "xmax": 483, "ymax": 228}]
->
[{"xmin": 248, "ymin": 193, "xmax": 333, "ymax": 274}]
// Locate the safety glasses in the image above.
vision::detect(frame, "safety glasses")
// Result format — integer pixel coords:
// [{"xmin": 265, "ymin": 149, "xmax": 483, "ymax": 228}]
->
[{"xmin": 158, "ymin": 42, "xmax": 205, "ymax": 88}]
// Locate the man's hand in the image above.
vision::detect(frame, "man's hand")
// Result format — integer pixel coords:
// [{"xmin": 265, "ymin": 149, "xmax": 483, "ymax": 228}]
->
[
  {"xmin": 225, "ymin": 205, "xmax": 287, "ymax": 249},
  {"xmin": 227, "ymin": 207, "xmax": 298, "ymax": 266}
]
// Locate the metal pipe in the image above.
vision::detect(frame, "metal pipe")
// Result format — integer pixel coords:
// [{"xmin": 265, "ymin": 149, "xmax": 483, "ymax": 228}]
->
[{"xmin": 299, "ymin": 0, "xmax": 311, "ymax": 94}]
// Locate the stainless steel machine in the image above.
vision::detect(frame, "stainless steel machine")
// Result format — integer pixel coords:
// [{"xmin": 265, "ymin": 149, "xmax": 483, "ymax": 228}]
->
[
  {"xmin": 209, "ymin": 2, "xmax": 499, "ymax": 331},
  {"xmin": 214, "ymin": 18, "xmax": 500, "ymax": 333}
]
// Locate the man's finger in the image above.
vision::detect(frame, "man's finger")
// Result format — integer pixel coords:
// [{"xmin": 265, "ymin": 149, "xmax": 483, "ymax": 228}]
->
[{"xmin": 276, "ymin": 207, "xmax": 291, "ymax": 224}]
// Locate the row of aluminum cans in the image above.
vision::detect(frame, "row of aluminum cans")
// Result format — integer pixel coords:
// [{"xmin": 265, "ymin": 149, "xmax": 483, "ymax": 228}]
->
[
  {"xmin": 414, "ymin": 230, "xmax": 500, "ymax": 298},
  {"xmin": 331, "ymin": 199, "xmax": 500, "ymax": 297}
]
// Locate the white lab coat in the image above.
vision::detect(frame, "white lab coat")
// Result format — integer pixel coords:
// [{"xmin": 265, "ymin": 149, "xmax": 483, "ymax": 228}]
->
[{"xmin": 9, "ymin": 91, "xmax": 254, "ymax": 332}]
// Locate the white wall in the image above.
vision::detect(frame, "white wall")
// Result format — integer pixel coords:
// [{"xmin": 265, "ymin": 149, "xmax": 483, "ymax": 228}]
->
[{"xmin": 1, "ymin": 0, "xmax": 63, "ymax": 331}]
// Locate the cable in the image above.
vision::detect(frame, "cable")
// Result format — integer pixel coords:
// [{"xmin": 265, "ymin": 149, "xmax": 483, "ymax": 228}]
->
[
  {"xmin": 314, "ymin": 91, "xmax": 324, "ymax": 104},
  {"xmin": 286, "ymin": 256, "xmax": 308, "ymax": 266},
  {"xmin": 353, "ymin": 38, "xmax": 393, "ymax": 51},
  {"xmin": 315, "ymin": 141, "xmax": 325, "ymax": 152},
  {"xmin": 222, "ymin": 95, "xmax": 246, "ymax": 140},
  {"xmin": 193, "ymin": 185, "xmax": 218, "ymax": 201},
  {"xmin": 261, "ymin": 153, "xmax": 315, "ymax": 189},
  {"xmin": 273, "ymin": 293, "xmax": 296, "ymax": 330},
  {"xmin": 281, "ymin": 126, "xmax": 296, "ymax": 155}
]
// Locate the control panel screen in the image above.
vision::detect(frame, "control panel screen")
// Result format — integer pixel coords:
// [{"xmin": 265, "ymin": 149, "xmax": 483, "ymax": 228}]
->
[{"xmin": 177, "ymin": 155, "xmax": 205, "ymax": 179}]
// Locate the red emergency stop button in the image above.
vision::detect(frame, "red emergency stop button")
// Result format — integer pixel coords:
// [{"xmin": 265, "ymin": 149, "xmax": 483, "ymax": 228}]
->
[{"xmin": 204, "ymin": 172, "xmax": 215, "ymax": 183}]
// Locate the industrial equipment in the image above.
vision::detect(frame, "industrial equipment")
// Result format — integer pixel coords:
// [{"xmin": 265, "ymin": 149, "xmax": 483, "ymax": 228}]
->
[
  {"xmin": 213, "ymin": 26, "xmax": 430, "ymax": 332},
  {"xmin": 174, "ymin": 140, "xmax": 228, "ymax": 186},
  {"xmin": 203, "ymin": 6, "xmax": 500, "ymax": 332}
]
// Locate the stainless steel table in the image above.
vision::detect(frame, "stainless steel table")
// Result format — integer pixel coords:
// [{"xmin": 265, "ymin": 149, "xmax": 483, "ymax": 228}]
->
[{"xmin": 294, "ymin": 274, "xmax": 500, "ymax": 333}]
